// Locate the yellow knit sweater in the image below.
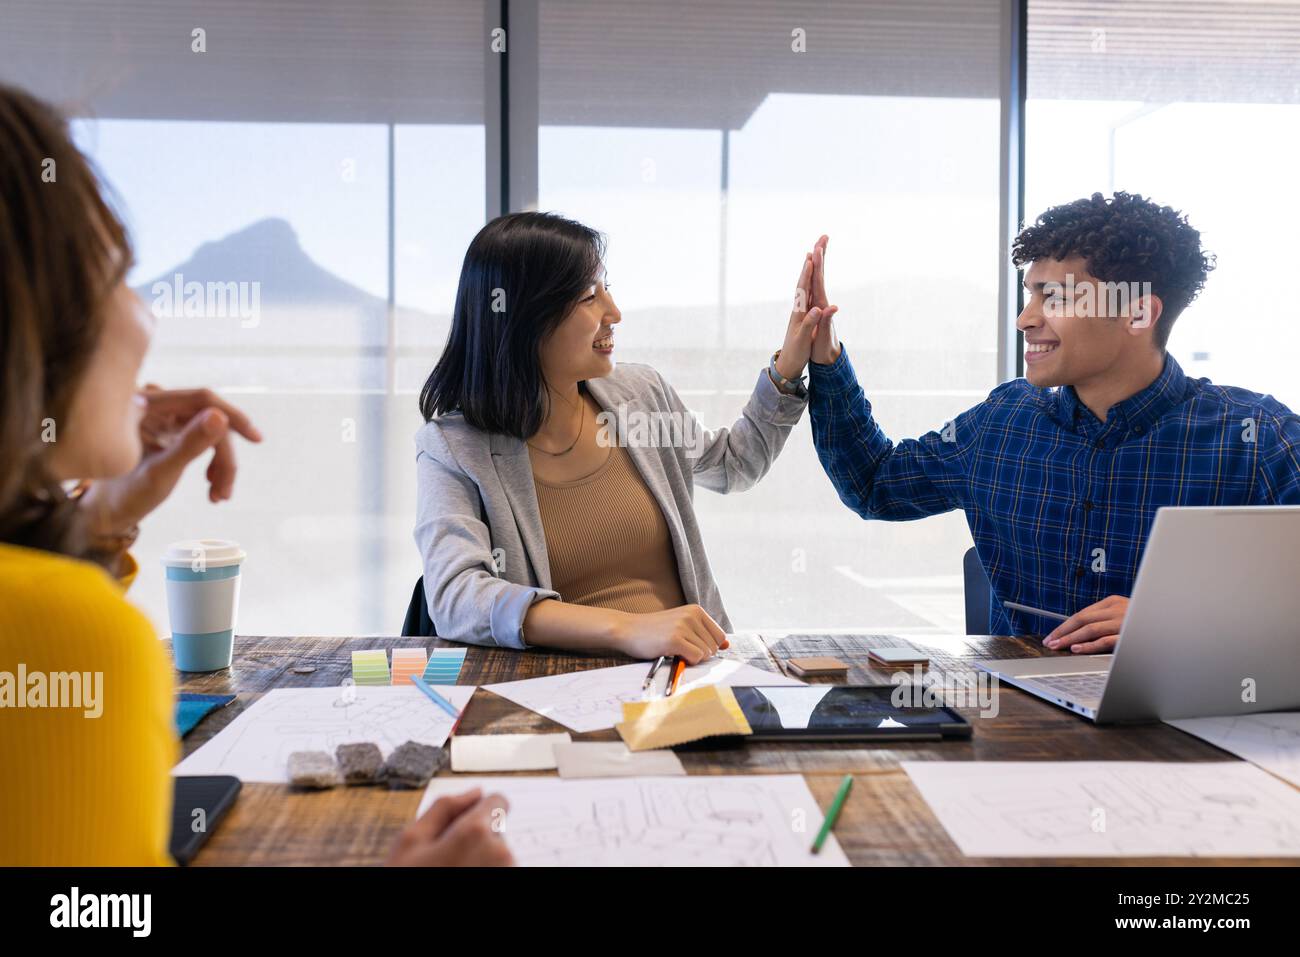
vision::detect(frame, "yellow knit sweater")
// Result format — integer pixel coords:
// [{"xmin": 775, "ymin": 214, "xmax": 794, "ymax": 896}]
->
[{"xmin": 0, "ymin": 543, "xmax": 176, "ymax": 865}]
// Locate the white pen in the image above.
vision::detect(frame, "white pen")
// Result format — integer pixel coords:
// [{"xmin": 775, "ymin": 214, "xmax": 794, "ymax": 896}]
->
[
  {"xmin": 641, "ymin": 656, "xmax": 666, "ymax": 691},
  {"xmin": 1003, "ymin": 600, "xmax": 1069, "ymax": 623}
]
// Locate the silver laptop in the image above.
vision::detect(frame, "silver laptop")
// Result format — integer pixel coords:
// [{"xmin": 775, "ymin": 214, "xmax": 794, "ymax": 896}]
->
[{"xmin": 975, "ymin": 506, "xmax": 1300, "ymax": 723}]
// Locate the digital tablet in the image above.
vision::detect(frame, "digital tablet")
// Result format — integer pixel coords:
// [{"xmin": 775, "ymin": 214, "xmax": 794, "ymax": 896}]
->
[{"xmin": 727, "ymin": 685, "xmax": 972, "ymax": 742}]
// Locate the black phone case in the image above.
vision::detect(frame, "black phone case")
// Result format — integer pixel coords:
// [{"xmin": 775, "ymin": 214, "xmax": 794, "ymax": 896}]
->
[{"xmin": 169, "ymin": 774, "xmax": 242, "ymax": 865}]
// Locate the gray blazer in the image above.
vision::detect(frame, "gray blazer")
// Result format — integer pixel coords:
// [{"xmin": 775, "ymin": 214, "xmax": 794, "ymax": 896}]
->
[{"xmin": 413, "ymin": 363, "xmax": 807, "ymax": 649}]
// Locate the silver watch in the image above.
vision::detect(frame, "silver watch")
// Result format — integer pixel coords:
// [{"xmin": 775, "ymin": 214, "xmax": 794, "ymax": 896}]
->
[{"xmin": 768, "ymin": 351, "xmax": 808, "ymax": 399}]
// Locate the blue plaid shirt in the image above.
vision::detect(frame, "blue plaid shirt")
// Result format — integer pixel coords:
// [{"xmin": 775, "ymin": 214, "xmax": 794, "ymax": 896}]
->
[{"xmin": 808, "ymin": 347, "xmax": 1300, "ymax": 636}]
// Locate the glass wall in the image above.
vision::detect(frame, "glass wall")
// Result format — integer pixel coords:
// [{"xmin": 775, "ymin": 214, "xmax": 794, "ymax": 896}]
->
[
  {"xmin": 1027, "ymin": 0, "xmax": 1300, "ymax": 410},
  {"xmin": 4, "ymin": 0, "xmax": 1017, "ymax": 636},
  {"xmin": 538, "ymin": 0, "xmax": 1005, "ymax": 632},
  {"xmin": 2, "ymin": 1, "xmax": 486, "ymax": 635}
]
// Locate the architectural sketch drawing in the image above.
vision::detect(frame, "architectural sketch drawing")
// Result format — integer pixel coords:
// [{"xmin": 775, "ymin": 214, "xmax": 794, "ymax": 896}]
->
[
  {"xmin": 1168, "ymin": 713, "xmax": 1300, "ymax": 788},
  {"xmin": 902, "ymin": 760, "xmax": 1300, "ymax": 858},
  {"xmin": 174, "ymin": 685, "xmax": 475, "ymax": 783},
  {"xmin": 418, "ymin": 774, "xmax": 849, "ymax": 866}
]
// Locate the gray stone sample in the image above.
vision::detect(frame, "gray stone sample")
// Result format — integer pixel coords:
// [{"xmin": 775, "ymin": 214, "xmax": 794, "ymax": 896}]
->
[
  {"xmin": 380, "ymin": 740, "xmax": 445, "ymax": 789},
  {"xmin": 336, "ymin": 742, "xmax": 384, "ymax": 785},
  {"xmin": 287, "ymin": 750, "xmax": 341, "ymax": 790}
]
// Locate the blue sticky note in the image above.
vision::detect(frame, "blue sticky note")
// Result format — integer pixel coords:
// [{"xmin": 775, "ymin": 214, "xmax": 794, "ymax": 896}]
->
[
  {"xmin": 175, "ymin": 693, "xmax": 236, "ymax": 737},
  {"xmin": 422, "ymin": 648, "xmax": 466, "ymax": 685}
]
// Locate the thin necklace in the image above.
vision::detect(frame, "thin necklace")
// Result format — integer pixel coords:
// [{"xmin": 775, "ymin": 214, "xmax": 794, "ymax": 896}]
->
[{"xmin": 527, "ymin": 395, "xmax": 585, "ymax": 456}]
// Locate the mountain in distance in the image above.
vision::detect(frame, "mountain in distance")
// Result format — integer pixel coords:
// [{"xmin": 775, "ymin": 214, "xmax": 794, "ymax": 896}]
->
[
  {"xmin": 137, "ymin": 217, "xmax": 376, "ymax": 305},
  {"xmin": 132, "ymin": 217, "xmax": 448, "ymax": 350}
]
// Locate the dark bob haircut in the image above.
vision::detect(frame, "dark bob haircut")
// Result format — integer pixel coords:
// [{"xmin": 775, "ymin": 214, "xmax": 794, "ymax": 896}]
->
[
  {"xmin": 1012, "ymin": 191, "xmax": 1216, "ymax": 349},
  {"xmin": 420, "ymin": 211, "xmax": 605, "ymax": 438}
]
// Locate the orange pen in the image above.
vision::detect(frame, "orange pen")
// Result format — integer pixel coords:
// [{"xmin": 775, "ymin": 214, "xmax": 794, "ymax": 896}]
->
[{"xmin": 665, "ymin": 656, "xmax": 686, "ymax": 696}]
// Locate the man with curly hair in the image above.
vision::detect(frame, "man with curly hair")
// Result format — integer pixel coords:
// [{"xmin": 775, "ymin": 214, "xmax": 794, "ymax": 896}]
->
[{"xmin": 802, "ymin": 192, "xmax": 1300, "ymax": 652}]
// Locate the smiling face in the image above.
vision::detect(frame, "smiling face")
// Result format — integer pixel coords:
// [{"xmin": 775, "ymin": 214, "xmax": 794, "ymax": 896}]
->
[
  {"xmin": 47, "ymin": 280, "xmax": 154, "ymax": 481},
  {"xmin": 1017, "ymin": 255, "xmax": 1162, "ymax": 390},
  {"xmin": 536, "ymin": 272, "xmax": 621, "ymax": 387}
]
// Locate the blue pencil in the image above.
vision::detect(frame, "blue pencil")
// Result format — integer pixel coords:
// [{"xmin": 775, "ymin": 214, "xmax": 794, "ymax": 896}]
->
[{"xmin": 411, "ymin": 674, "xmax": 460, "ymax": 718}]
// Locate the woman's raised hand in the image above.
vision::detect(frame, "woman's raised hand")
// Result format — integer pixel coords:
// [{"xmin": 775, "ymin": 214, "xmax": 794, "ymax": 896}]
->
[{"xmin": 775, "ymin": 250, "xmax": 837, "ymax": 382}]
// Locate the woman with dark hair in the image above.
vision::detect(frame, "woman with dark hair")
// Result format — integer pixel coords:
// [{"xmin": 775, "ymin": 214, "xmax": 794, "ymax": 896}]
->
[
  {"xmin": 416, "ymin": 212, "xmax": 835, "ymax": 661},
  {"xmin": 0, "ymin": 84, "xmax": 511, "ymax": 866}
]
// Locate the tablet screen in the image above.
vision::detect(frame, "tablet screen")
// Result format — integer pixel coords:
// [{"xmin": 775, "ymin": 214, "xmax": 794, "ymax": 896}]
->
[{"xmin": 732, "ymin": 685, "xmax": 960, "ymax": 734}]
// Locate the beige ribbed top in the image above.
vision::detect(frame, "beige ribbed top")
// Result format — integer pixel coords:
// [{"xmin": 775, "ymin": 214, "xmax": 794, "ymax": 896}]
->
[{"xmin": 533, "ymin": 444, "xmax": 686, "ymax": 614}]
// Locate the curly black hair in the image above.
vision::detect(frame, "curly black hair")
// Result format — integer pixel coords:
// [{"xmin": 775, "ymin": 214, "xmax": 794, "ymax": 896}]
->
[{"xmin": 1012, "ymin": 192, "xmax": 1216, "ymax": 348}]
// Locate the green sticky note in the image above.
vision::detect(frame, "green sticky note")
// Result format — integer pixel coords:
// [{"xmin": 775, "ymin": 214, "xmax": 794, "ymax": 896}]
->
[{"xmin": 351, "ymin": 649, "xmax": 390, "ymax": 686}]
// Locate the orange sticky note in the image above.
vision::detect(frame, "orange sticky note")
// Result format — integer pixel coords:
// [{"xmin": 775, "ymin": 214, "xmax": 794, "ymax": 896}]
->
[{"xmin": 390, "ymin": 648, "xmax": 428, "ymax": 686}]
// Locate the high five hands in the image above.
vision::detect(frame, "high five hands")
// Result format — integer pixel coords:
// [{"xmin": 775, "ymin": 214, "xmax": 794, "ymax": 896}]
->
[
  {"xmin": 776, "ymin": 235, "xmax": 841, "ymax": 382},
  {"xmin": 808, "ymin": 235, "xmax": 841, "ymax": 366}
]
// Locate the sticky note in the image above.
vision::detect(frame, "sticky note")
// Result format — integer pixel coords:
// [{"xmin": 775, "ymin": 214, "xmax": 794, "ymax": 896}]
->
[
  {"xmin": 422, "ymin": 648, "xmax": 467, "ymax": 685},
  {"xmin": 616, "ymin": 685, "xmax": 752, "ymax": 751},
  {"xmin": 390, "ymin": 648, "xmax": 428, "ymax": 686},
  {"xmin": 450, "ymin": 732, "xmax": 571, "ymax": 772},
  {"xmin": 351, "ymin": 649, "xmax": 390, "ymax": 687}
]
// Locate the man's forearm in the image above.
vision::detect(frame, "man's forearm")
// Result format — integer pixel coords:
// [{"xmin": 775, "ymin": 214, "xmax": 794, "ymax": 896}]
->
[
  {"xmin": 808, "ymin": 345, "xmax": 961, "ymax": 521},
  {"xmin": 808, "ymin": 346, "xmax": 892, "ymax": 515}
]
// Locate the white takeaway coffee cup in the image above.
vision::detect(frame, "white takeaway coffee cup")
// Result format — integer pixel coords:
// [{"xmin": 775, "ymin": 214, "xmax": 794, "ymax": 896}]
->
[{"xmin": 161, "ymin": 539, "xmax": 246, "ymax": 672}]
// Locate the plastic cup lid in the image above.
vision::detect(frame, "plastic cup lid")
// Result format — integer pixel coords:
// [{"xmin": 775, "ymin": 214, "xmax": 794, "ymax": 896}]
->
[{"xmin": 160, "ymin": 539, "xmax": 246, "ymax": 569}]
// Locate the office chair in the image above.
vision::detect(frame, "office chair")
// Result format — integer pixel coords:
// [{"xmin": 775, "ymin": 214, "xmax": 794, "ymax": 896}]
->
[
  {"xmin": 401, "ymin": 576, "xmax": 436, "ymax": 637},
  {"xmin": 962, "ymin": 546, "xmax": 995, "ymax": 635}
]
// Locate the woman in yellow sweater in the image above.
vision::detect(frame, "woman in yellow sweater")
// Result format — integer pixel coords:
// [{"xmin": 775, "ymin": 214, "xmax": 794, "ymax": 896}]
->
[{"xmin": 0, "ymin": 84, "xmax": 511, "ymax": 866}]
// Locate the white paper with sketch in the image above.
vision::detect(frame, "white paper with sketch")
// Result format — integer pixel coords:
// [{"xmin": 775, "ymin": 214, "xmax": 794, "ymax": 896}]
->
[
  {"xmin": 1167, "ymin": 713, "xmax": 1300, "ymax": 788},
  {"xmin": 174, "ymin": 685, "xmax": 476, "ymax": 783},
  {"xmin": 482, "ymin": 655, "xmax": 802, "ymax": 733},
  {"xmin": 902, "ymin": 761, "xmax": 1300, "ymax": 858},
  {"xmin": 418, "ymin": 773, "xmax": 848, "ymax": 866}
]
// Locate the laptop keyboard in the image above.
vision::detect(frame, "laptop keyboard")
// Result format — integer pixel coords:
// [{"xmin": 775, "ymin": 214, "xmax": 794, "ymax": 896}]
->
[{"xmin": 1029, "ymin": 671, "xmax": 1109, "ymax": 701}]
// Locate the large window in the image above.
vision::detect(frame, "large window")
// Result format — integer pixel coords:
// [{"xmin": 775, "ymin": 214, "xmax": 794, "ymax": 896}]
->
[
  {"xmin": 1027, "ymin": 0, "xmax": 1300, "ymax": 410},
  {"xmin": 538, "ymin": 0, "xmax": 1005, "ymax": 632},
  {"xmin": 2, "ymin": 1, "xmax": 486, "ymax": 635},
  {"xmin": 5, "ymin": 0, "xmax": 1023, "ymax": 637}
]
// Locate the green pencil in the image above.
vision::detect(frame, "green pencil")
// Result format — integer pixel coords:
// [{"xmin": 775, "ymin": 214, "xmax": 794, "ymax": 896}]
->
[{"xmin": 811, "ymin": 774, "xmax": 853, "ymax": 854}]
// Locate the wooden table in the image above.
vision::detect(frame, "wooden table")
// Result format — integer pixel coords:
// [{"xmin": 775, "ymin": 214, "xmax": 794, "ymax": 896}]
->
[{"xmin": 176, "ymin": 632, "xmax": 1293, "ymax": 866}]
